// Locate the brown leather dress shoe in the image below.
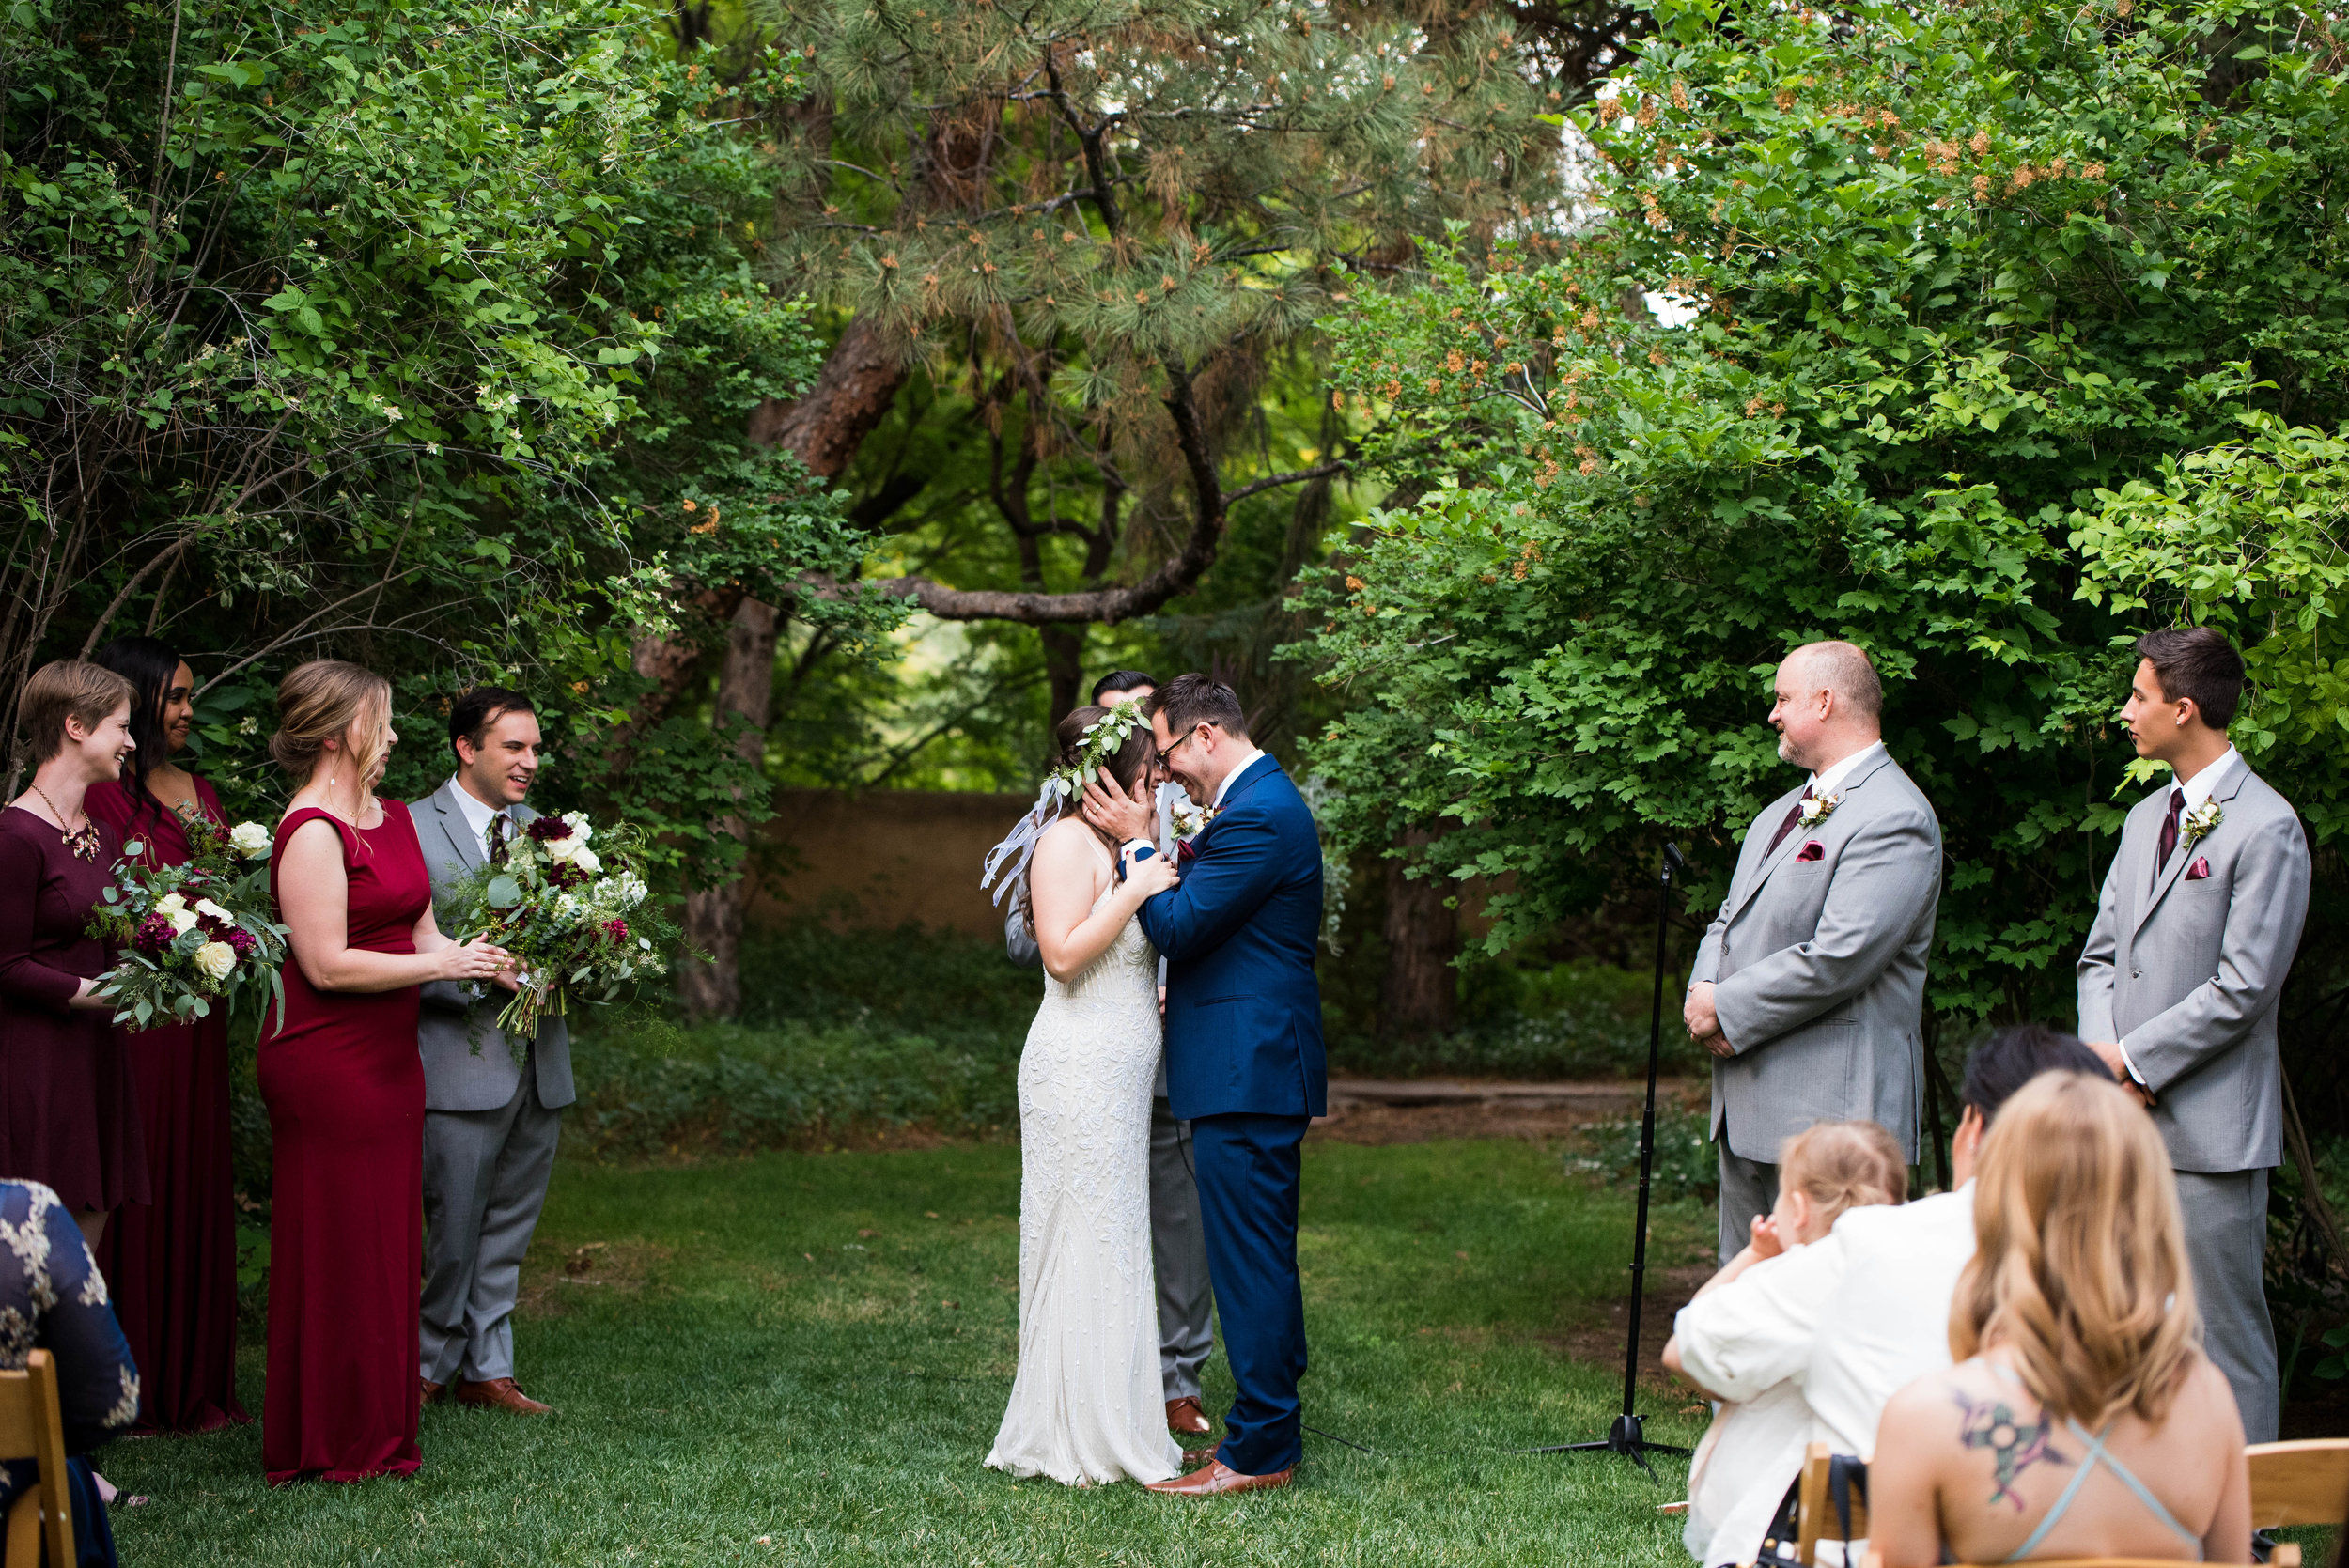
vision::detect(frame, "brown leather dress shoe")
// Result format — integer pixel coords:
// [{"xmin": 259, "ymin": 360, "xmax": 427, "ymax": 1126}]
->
[
  {"xmin": 1165, "ymin": 1396, "xmax": 1212, "ymax": 1436},
  {"xmin": 1145, "ymin": 1459, "xmax": 1297, "ymax": 1497},
  {"xmin": 454, "ymin": 1377, "xmax": 552, "ymax": 1415},
  {"xmin": 418, "ymin": 1377, "xmax": 444, "ymax": 1411}
]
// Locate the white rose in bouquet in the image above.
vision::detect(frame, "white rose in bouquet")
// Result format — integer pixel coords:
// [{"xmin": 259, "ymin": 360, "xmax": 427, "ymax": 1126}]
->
[
  {"xmin": 228, "ymin": 821, "xmax": 272, "ymax": 859},
  {"xmin": 569, "ymin": 846, "xmax": 600, "ymax": 876},
  {"xmin": 560, "ymin": 812, "xmax": 592, "ymax": 843},
  {"xmin": 193, "ymin": 897, "xmax": 233, "ymax": 924},
  {"xmin": 169, "ymin": 908, "xmax": 200, "ymax": 936},
  {"xmin": 193, "ymin": 942, "xmax": 237, "ymax": 982},
  {"xmin": 545, "ymin": 832, "xmax": 583, "ymax": 862},
  {"xmin": 152, "ymin": 893, "xmax": 186, "ymax": 917}
]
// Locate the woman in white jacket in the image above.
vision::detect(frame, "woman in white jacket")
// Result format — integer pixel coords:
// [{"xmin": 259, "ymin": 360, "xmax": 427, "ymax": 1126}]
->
[{"xmin": 1665, "ymin": 1120, "xmax": 1908, "ymax": 1567}]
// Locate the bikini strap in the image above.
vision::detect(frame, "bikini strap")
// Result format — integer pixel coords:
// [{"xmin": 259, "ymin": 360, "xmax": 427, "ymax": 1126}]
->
[{"xmin": 2001, "ymin": 1418, "xmax": 2201, "ymax": 1563}]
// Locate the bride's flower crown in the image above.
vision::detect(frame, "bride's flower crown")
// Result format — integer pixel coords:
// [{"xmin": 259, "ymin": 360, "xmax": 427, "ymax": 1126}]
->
[{"xmin": 1046, "ymin": 703, "xmax": 1150, "ymax": 800}]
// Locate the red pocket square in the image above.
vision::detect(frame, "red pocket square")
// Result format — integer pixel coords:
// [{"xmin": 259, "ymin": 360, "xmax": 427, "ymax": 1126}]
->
[
  {"xmin": 1796, "ymin": 839, "xmax": 1826, "ymax": 862},
  {"xmin": 1177, "ymin": 839, "xmax": 1197, "ymax": 862},
  {"xmin": 2184, "ymin": 854, "xmax": 2212, "ymax": 881}
]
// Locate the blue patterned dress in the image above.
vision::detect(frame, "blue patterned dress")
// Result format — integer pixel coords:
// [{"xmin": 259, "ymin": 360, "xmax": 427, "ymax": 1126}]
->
[{"xmin": 0, "ymin": 1180, "xmax": 138, "ymax": 1565}]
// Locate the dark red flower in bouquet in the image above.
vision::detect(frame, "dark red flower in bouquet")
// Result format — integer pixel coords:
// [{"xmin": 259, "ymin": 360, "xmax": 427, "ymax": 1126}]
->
[
  {"xmin": 602, "ymin": 918, "xmax": 628, "ymax": 942},
  {"xmin": 549, "ymin": 862, "xmax": 586, "ymax": 890},
  {"xmin": 134, "ymin": 913, "xmax": 176, "ymax": 953},
  {"xmin": 526, "ymin": 816, "xmax": 569, "ymax": 843},
  {"xmin": 225, "ymin": 927, "xmax": 258, "ymax": 958}
]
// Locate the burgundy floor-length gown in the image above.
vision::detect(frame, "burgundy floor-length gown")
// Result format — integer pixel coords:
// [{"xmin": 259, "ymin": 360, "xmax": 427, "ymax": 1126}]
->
[
  {"xmin": 0, "ymin": 807, "xmax": 148, "ymax": 1215},
  {"xmin": 260, "ymin": 800, "xmax": 428, "ymax": 1484},
  {"xmin": 88, "ymin": 776, "xmax": 252, "ymax": 1435}
]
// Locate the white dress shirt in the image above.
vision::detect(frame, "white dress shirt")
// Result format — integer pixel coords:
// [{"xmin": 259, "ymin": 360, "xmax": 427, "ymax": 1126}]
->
[
  {"xmin": 1212, "ymin": 747, "xmax": 1270, "ymax": 808},
  {"xmin": 1807, "ymin": 738, "xmax": 1887, "ymax": 800},
  {"xmin": 1672, "ymin": 1185, "xmax": 1977, "ymax": 1567},
  {"xmin": 443, "ymin": 775, "xmax": 511, "ymax": 858}
]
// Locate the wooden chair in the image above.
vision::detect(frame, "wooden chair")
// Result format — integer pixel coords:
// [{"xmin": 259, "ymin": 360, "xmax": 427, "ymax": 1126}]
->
[
  {"xmin": 1797, "ymin": 1441, "xmax": 1872, "ymax": 1567},
  {"xmin": 2248, "ymin": 1438, "xmax": 2349, "ymax": 1532},
  {"xmin": 0, "ymin": 1350, "xmax": 74, "ymax": 1568}
]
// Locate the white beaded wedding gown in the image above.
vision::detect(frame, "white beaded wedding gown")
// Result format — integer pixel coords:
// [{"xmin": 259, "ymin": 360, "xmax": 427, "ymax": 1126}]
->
[{"xmin": 984, "ymin": 839, "xmax": 1182, "ymax": 1486}]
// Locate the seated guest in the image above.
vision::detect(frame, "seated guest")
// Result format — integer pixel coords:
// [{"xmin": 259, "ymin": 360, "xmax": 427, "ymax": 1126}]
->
[
  {"xmin": 1869, "ymin": 1072, "xmax": 2249, "ymax": 1566},
  {"xmin": 1668, "ymin": 1120, "xmax": 1907, "ymax": 1568},
  {"xmin": 0, "ymin": 1178, "xmax": 139, "ymax": 1567},
  {"xmin": 1659, "ymin": 1024, "xmax": 2110, "ymax": 1565}
]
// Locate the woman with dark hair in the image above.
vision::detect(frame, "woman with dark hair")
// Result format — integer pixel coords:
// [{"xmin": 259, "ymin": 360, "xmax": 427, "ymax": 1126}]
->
[
  {"xmin": 85, "ymin": 636, "xmax": 251, "ymax": 1436},
  {"xmin": 983, "ymin": 704, "xmax": 1183, "ymax": 1487}
]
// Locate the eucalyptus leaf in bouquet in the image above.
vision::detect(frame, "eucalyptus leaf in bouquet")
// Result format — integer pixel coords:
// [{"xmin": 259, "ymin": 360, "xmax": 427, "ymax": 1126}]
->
[
  {"xmin": 441, "ymin": 811, "xmax": 677, "ymax": 1061},
  {"xmin": 87, "ymin": 810, "xmax": 289, "ymax": 1031}
]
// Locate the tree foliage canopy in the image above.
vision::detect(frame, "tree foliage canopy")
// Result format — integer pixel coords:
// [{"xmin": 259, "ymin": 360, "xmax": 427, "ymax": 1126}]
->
[{"xmin": 1301, "ymin": 0, "xmax": 2349, "ymax": 1021}]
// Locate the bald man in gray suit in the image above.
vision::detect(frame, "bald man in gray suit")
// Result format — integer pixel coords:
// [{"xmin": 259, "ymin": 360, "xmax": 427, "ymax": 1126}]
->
[
  {"xmin": 1685, "ymin": 643, "xmax": 1944, "ymax": 1261},
  {"xmin": 2079, "ymin": 628, "xmax": 2310, "ymax": 1442}
]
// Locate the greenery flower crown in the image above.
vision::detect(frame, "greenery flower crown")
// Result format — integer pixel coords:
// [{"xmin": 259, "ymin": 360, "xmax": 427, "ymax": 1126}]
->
[{"xmin": 1047, "ymin": 703, "xmax": 1150, "ymax": 800}]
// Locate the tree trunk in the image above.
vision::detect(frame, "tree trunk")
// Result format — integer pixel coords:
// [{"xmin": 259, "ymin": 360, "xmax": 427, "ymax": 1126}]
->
[
  {"xmin": 661, "ymin": 315, "xmax": 910, "ymax": 1020},
  {"xmin": 678, "ymin": 597, "xmax": 781, "ymax": 1019},
  {"xmin": 1378, "ymin": 829, "xmax": 1459, "ymax": 1040},
  {"xmin": 1040, "ymin": 624, "xmax": 1085, "ymax": 728}
]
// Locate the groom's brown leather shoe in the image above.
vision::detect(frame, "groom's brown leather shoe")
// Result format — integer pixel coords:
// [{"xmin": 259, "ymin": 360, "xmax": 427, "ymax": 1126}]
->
[
  {"xmin": 418, "ymin": 1377, "xmax": 444, "ymax": 1411},
  {"xmin": 1165, "ymin": 1396, "xmax": 1212, "ymax": 1436},
  {"xmin": 1146, "ymin": 1459, "xmax": 1296, "ymax": 1497},
  {"xmin": 455, "ymin": 1377, "xmax": 552, "ymax": 1415}
]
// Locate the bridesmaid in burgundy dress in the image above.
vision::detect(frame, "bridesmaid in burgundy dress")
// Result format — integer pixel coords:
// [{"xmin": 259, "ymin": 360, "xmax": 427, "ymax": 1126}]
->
[
  {"xmin": 87, "ymin": 636, "xmax": 252, "ymax": 1435},
  {"xmin": 0, "ymin": 660, "xmax": 148, "ymax": 1243},
  {"xmin": 260, "ymin": 660, "xmax": 507, "ymax": 1484}
]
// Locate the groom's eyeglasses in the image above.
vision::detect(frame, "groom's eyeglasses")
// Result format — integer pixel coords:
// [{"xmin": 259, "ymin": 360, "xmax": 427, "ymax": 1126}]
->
[{"xmin": 1154, "ymin": 724, "xmax": 1206, "ymax": 770}]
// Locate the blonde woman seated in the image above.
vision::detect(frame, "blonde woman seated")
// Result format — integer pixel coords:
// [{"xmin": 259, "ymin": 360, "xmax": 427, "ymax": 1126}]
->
[
  {"xmin": 1869, "ymin": 1072, "xmax": 2250, "ymax": 1566},
  {"xmin": 1665, "ymin": 1120, "xmax": 1908, "ymax": 1567}
]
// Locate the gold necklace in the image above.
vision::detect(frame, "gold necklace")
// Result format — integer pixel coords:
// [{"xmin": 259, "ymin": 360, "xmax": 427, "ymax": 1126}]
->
[{"xmin": 27, "ymin": 784, "xmax": 101, "ymax": 862}]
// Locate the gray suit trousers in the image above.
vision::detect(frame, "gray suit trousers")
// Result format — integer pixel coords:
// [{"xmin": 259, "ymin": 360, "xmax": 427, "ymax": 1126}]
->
[
  {"xmin": 1150, "ymin": 1095, "xmax": 1215, "ymax": 1400},
  {"xmin": 2179, "ymin": 1168, "xmax": 2278, "ymax": 1442},
  {"xmin": 1718, "ymin": 1140, "xmax": 1781, "ymax": 1264},
  {"xmin": 421, "ymin": 1057, "xmax": 563, "ymax": 1385}
]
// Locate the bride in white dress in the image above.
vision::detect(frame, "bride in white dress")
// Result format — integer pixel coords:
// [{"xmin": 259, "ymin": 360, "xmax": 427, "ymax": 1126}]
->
[{"xmin": 983, "ymin": 704, "xmax": 1184, "ymax": 1486}]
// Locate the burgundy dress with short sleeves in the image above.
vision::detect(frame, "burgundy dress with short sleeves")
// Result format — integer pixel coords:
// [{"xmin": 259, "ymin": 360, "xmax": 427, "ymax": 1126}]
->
[
  {"xmin": 0, "ymin": 807, "xmax": 148, "ymax": 1214},
  {"xmin": 87, "ymin": 776, "xmax": 252, "ymax": 1434},
  {"xmin": 260, "ymin": 800, "xmax": 428, "ymax": 1484}
]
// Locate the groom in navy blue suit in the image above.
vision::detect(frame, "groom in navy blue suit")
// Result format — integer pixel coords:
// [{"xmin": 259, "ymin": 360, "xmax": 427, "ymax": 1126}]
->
[{"xmin": 1084, "ymin": 673, "xmax": 1327, "ymax": 1497}]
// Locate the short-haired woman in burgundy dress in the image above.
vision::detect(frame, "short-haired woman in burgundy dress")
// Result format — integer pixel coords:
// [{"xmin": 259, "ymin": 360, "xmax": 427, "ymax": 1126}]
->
[
  {"xmin": 86, "ymin": 636, "xmax": 253, "ymax": 1436},
  {"xmin": 260, "ymin": 660, "xmax": 508, "ymax": 1483},
  {"xmin": 0, "ymin": 660, "xmax": 149, "ymax": 1243}
]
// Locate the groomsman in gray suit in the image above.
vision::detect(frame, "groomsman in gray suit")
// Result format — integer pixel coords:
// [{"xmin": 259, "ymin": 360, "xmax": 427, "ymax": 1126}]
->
[
  {"xmin": 2078, "ymin": 628, "xmax": 2310, "ymax": 1442},
  {"xmin": 1684, "ymin": 643, "xmax": 1944, "ymax": 1261},
  {"xmin": 415, "ymin": 686, "xmax": 574, "ymax": 1416}
]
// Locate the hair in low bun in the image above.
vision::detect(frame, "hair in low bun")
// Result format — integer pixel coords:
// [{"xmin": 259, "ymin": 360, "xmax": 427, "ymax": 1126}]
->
[{"xmin": 270, "ymin": 660, "xmax": 392, "ymax": 784}]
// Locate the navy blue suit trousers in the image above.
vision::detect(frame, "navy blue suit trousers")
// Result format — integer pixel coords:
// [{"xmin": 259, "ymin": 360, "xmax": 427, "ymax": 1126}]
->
[{"xmin": 1189, "ymin": 1111, "xmax": 1310, "ymax": 1476}]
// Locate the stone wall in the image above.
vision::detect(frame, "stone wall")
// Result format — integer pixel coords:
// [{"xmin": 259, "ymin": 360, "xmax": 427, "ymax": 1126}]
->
[{"xmin": 744, "ymin": 788, "xmax": 1036, "ymax": 939}]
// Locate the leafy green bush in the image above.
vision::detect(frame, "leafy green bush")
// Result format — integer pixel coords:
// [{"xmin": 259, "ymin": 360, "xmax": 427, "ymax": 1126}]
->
[
  {"xmin": 1330, "ymin": 958, "xmax": 1697, "ymax": 1080},
  {"xmin": 1566, "ymin": 1102, "xmax": 1720, "ymax": 1204},
  {"xmin": 568, "ymin": 1017, "xmax": 1020, "ymax": 1159}
]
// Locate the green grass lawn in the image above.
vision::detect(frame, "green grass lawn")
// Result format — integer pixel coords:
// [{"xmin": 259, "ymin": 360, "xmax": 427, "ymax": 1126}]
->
[{"xmin": 106, "ymin": 1137, "xmax": 1712, "ymax": 1566}]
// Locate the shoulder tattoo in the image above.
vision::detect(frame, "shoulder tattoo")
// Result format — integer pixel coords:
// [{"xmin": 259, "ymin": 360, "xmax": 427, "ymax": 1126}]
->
[{"xmin": 1952, "ymin": 1387, "xmax": 2070, "ymax": 1511}]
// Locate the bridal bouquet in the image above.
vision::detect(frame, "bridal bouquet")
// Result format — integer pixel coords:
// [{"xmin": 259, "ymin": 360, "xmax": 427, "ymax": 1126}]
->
[
  {"xmin": 87, "ymin": 812, "xmax": 288, "ymax": 1031},
  {"xmin": 441, "ymin": 811, "xmax": 674, "ymax": 1058}
]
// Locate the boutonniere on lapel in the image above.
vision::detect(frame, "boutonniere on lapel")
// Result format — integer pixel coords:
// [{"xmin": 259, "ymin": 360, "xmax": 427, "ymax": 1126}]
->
[
  {"xmin": 2180, "ymin": 798, "xmax": 2222, "ymax": 848},
  {"xmin": 1170, "ymin": 801, "xmax": 1218, "ymax": 842},
  {"xmin": 1796, "ymin": 792, "xmax": 1842, "ymax": 831}
]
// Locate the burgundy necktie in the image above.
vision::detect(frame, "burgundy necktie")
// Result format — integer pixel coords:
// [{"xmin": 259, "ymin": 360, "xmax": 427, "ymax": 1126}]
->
[
  {"xmin": 2154, "ymin": 786, "xmax": 2184, "ymax": 886},
  {"xmin": 1766, "ymin": 786, "xmax": 1815, "ymax": 857},
  {"xmin": 488, "ymin": 812, "xmax": 510, "ymax": 865}
]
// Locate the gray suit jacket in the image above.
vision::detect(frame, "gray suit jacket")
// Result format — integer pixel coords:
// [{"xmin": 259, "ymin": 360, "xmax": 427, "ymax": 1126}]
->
[
  {"xmin": 1690, "ymin": 750, "xmax": 1942, "ymax": 1162},
  {"xmin": 416, "ymin": 779, "xmax": 576, "ymax": 1114},
  {"xmin": 2077, "ymin": 760, "xmax": 2310, "ymax": 1173}
]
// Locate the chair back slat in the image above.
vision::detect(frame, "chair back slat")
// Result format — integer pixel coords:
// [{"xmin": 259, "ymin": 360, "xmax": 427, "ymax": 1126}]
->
[
  {"xmin": 2248, "ymin": 1438, "xmax": 2349, "ymax": 1529},
  {"xmin": 0, "ymin": 1355, "xmax": 75, "ymax": 1568},
  {"xmin": 1797, "ymin": 1442, "xmax": 1872, "ymax": 1567}
]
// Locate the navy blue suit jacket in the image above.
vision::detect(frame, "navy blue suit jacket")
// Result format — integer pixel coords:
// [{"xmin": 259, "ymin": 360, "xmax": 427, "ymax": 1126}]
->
[{"xmin": 1138, "ymin": 757, "xmax": 1328, "ymax": 1122}]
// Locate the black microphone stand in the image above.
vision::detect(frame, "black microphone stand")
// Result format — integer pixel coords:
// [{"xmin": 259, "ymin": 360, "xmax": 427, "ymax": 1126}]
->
[{"xmin": 1532, "ymin": 841, "xmax": 1694, "ymax": 1475}]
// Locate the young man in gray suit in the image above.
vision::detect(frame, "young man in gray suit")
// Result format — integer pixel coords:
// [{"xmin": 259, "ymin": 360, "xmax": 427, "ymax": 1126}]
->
[
  {"xmin": 1684, "ymin": 642, "xmax": 1944, "ymax": 1261},
  {"xmin": 2078, "ymin": 627, "xmax": 2310, "ymax": 1441},
  {"xmin": 415, "ymin": 686, "xmax": 575, "ymax": 1416}
]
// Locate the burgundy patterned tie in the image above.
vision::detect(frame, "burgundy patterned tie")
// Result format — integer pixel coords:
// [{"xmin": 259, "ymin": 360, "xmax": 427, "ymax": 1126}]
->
[
  {"xmin": 1766, "ymin": 785, "xmax": 1815, "ymax": 857},
  {"xmin": 488, "ymin": 812, "xmax": 511, "ymax": 866},
  {"xmin": 2153, "ymin": 786, "xmax": 2184, "ymax": 886}
]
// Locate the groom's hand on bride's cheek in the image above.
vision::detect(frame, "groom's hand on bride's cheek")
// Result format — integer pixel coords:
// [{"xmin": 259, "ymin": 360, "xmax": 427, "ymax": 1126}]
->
[{"xmin": 1081, "ymin": 768, "xmax": 1156, "ymax": 842}]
